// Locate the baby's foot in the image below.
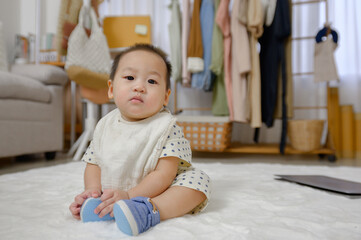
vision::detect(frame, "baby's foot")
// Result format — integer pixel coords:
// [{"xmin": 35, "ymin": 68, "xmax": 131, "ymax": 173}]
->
[
  {"xmin": 80, "ymin": 197, "xmax": 115, "ymax": 222},
  {"xmin": 113, "ymin": 197, "xmax": 160, "ymax": 236}
]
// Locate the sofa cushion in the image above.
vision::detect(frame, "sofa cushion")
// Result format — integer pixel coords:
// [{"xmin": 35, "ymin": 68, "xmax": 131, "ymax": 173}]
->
[
  {"xmin": 11, "ymin": 64, "xmax": 68, "ymax": 85},
  {"xmin": 0, "ymin": 71, "xmax": 51, "ymax": 103}
]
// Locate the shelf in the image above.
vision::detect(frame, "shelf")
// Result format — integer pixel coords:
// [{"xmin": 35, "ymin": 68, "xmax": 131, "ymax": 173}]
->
[
  {"xmin": 223, "ymin": 143, "xmax": 334, "ymax": 155},
  {"xmin": 40, "ymin": 61, "xmax": 65, "ymax": 67}
]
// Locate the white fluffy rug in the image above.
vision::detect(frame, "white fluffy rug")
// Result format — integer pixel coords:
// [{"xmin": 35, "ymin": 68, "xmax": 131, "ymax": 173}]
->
[{"xmin": 0, "ymin": 159, "xmax": 360, "ymax": 240}]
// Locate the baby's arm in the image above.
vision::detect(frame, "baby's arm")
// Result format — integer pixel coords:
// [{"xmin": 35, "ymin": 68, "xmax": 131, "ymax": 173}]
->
[
  {"xmin": 69, "ymin": 163, "xmax": 102, "ymax": 220},
  {"xmin": 95, "ymin": 156, "xmax": 178, "ymax": 217},
  {"xmin": 84, "ymin": 163, "xmax": 102, "ymax": 193},
  {"xmin": 128, "ymin": 156, "xmax": 179, "ymax": 198}
]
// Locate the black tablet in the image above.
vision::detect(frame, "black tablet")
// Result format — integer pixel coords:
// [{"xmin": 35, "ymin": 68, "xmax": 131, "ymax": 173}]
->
[{"xmin": 275, "ymin": 175, "xmax": 361, "ymax": 195}]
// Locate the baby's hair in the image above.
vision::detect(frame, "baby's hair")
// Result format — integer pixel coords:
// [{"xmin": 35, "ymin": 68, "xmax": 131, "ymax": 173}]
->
[{"xmin": 109, "ymin": 43, "xmax": 172, "ymax": 90}]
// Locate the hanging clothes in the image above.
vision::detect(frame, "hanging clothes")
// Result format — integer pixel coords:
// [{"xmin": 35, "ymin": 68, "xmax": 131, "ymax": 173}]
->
[
  {"xmin": 168, "ymin": 0, "xmax": 182, "ymax": 83},
  {"xmin": 191, "ymin": 0, "xmax": 216, "ymax": 91},
  {"xmin": 314, "ymin": 26, "xmax": 339, "ymax": 82},
  {"xmin": 261, "ymin": 0, "xmax": 277, "ymax": 26},
  {"xmin": 247, "ymin": 0, "xmax": 264, "ymax": 128},
  {"xmin": 187, "ymin": 0, "xmax": 204, "ymax": 73},
  {"xmin": 216, "ymin": 0, "xmax": 234, "ymax": 120},
  {"xmin": 258, "ymin": 0, "xmax": 291, "ymax": 154},
  {"xmin": 181, "ymin": 0, "xmax": 191, "ymax": 87},
  {"xmin": 211, "ymin": 0, "xmax": 229, "ymax": 116},
  {"xmin": 230, "ymin": 0, "xmax": 251, "ymax": 123},
  {"xmin": 274, "ymin": 0, "xmax": 294, "ymax": 120}
]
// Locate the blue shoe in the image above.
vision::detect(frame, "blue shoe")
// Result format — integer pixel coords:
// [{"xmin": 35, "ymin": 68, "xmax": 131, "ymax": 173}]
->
[
  {"xmin": 80, "ymin": 197, "xmax": 115, "ymax": 222},
  {"xmin": 113, "ymin": 197, "xmax": 160, "ymax": 236}
]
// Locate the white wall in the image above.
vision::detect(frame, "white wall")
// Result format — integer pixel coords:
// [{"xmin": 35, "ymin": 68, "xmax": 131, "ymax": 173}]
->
[
  {"xmin": 0, "ymin": 0, "xmax": 60, "ymax": 63},
  {"xmin": 0, "ymin": 0, "xmax": 21, "ymax": 63},
  {"xmin": 19, "ymin": 0, "xmax": 36, "ymax": 36}
]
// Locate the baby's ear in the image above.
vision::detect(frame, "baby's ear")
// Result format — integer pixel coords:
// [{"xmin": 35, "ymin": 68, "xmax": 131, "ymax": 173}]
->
[
  {"xmin": 163, "ymin": 89, "xmax": 171, "ymax": 106},
  {"xmin": 107, "ymin": 80, "xmax": 114, "ymax": 99}
]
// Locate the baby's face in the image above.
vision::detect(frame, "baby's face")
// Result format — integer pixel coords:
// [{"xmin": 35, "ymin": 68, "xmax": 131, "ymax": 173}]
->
[{"xmin": 108, "ymin": 50, "xmax": 171, "ymax": 121}]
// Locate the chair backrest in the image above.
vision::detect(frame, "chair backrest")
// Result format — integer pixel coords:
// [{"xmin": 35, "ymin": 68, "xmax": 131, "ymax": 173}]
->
[{"xmin": 103, "ymin": 15, "xmax": 152, "ymax": 56}]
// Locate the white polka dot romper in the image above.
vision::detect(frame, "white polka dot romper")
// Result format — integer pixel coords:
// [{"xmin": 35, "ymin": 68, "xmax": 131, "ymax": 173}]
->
[{"xmin": 160, "ymin": 124, "xmax": 211, "ymax": 214}]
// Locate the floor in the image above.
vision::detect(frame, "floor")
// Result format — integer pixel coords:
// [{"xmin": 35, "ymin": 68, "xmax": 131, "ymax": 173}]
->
[{"xmin": 0, "ymin": 150, "xmax": 360, "ymax": 176}]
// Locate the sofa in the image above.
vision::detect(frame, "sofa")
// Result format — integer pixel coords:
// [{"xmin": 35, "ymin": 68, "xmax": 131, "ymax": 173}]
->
[{"xmin": 0, "ymin": 64, "xmax": 68, "ymax": 159}]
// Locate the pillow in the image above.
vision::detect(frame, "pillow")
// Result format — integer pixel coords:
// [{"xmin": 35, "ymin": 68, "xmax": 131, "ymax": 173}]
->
[
  {"xmin": 10, "ymin": 64, "xmax": 68, "ymax": 85},
  {"xmin": 0, "ymin": 21, "xmax": 9, "ymax": 72}
]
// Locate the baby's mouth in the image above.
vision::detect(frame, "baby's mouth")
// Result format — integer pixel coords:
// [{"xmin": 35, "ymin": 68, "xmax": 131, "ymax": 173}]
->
[{"xmin": 130, "ymin": 96, "xmax": 143, "ymax": 103}]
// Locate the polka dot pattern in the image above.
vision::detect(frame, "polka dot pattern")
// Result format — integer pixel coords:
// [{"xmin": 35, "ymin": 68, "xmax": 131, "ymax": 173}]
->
[
  {"xmin": 82, "ymin": 141, "xmax": 99, "ymax": 164},
  {"xmin": 160, "ymin": 125, "xmax": 192, "ymax": 166},
  {"xmin": 172, "ymin": 167, "xmax": 211, "ymax": 214}
]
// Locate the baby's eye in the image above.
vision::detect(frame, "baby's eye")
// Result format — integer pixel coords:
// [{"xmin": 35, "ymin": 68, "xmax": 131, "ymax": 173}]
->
[
  {"xmin": 148, "ymin": 79, "xmax": 158, "ymax": 84},
  {"xmin": 125, "ymin": 76, "xmax": 134, "ymax": 80}
]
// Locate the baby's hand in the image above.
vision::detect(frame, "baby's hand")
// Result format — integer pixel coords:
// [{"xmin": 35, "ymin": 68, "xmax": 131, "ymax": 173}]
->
[
  {"xmin": 69, "ymin": 188, "xmax": 101, "ymax": 220},
  {"xmin": 95, "ymin": 189, "xmax": 130, "ymax": 218}
]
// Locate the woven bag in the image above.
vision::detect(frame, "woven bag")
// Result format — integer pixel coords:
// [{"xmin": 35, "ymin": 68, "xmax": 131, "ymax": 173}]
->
[{"xmin": 65, "ymin": 5, "xmax": 111, "ymax": 74}]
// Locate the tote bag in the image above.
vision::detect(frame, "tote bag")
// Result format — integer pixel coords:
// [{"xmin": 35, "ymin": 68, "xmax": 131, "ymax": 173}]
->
[{"xmin": 65, "ymin": 5, "xmax": 111, "ymax": 75}]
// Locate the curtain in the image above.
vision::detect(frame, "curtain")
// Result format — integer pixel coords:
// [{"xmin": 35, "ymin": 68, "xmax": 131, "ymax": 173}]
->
[
  {"xmin": 329, "ymin": 0, "xmax": 361, "ymax": 77},
  {"xmin": 328, "ymin": 0, "xmax": 361, "ymax": 113}
]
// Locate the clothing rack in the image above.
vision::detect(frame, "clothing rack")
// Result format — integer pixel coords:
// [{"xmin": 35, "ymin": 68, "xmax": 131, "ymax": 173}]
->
[{"xmin": 174, "ymin": 0, "xmax": 336, "ymax": 161}]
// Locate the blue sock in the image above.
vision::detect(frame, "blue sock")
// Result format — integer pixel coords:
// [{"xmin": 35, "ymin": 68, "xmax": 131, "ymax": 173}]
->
[{"xmin": 80, "ymin": 197, "xmax": 115, "ymax": 222}]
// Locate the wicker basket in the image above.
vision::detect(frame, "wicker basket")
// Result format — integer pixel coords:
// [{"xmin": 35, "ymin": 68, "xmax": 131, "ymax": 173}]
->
[
  {"xmin": 176, "ymin": 116, "xmax": 232, "ymax": 152},
  {"xmin": 288, "ymin": 119, "xmax": 325, "ymax": 152}
]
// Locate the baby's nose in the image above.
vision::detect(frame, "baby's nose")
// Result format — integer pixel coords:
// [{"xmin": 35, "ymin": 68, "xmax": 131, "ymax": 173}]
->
[{"xmin": 133, "ymin": 83, "xmax": 145, "ymax": 92}]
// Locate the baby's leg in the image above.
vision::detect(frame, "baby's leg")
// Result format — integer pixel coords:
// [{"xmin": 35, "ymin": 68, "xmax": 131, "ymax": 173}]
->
[{"xmin": 152, "ymin": 186, "xmax": 206, "ymax": 221}]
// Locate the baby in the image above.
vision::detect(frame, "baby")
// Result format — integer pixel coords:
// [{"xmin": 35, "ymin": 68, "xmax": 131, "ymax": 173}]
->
[{"xmin": 69, "ymin": 44, "xmax": 211, "ymax": 236}]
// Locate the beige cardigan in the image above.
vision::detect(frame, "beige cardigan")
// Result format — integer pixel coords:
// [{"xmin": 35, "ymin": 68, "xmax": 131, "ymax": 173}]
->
[
  {"xmin": 247, "ymin": 0, "xmax": 264, "ymax": 128},
  {"xmin": 231, "ymin": 0, "xmax": 251, "ymax": 123}
]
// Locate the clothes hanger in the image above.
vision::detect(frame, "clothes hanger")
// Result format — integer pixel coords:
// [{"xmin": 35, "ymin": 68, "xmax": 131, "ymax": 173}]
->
[
  {"xmin": 315, "ymin": 22, "xmax": 338, "ymax": 44},
  {"xmin": 325, "ymin": 22, "xmax": 331, "ymax": 36}
]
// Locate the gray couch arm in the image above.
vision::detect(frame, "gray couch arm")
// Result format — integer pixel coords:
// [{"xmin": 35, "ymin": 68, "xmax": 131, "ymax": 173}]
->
[{"xmin": 10, "ymin": 64, "xmax": 68, "ymax": 86}]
